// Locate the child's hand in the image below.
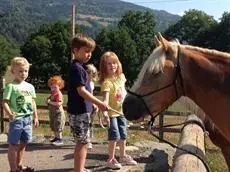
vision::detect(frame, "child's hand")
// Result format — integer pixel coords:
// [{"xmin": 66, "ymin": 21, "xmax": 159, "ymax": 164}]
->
[
  {"xmin": 9, "ymin": 112, "xmax": 15, "ymax": 121},
  {"xmin": 103, "ymin": 112, "xmax": 110, "ymax": 127},
  {"xmin": 98, "ymin": 102, "xmax": 109, "ymax": 111},
  {"xmin": 46, "ymin": 99, "xmax": 51, "ymax": 105},
  {"xmin": 34, "ymin": 118, "xmax": 39, "ymax": 127},
  {"xmin": 104, "ymin": 115, "xmax": 110, "ymax": 125}
]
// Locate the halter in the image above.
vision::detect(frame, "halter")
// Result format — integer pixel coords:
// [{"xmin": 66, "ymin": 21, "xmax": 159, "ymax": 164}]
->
[
  {"xmin": 126, "ymin": 46, "xmax": 211, "ymax": 172},
  {"xmin": 127, "ymin": 45, "xmax": 185, "ymax": 120}
]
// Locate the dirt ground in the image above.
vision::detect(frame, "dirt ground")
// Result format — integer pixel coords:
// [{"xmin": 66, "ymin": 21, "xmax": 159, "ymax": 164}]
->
[{"xmin": 0, "ymin": 134, "xmax": 175, "ymax": 172}]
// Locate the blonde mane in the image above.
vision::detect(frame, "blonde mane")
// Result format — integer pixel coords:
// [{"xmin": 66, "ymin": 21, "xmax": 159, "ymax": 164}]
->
[
  {"xmin": 131, "ymin": 41, "xmax": 230, "ymax": 92},
  {"xmin": 132, "ymin": 46, "xmax": 166, "ymax": 91},
  {"xmin": 183, "ymin": 44, "xmax": 230, "ymax": 59}
]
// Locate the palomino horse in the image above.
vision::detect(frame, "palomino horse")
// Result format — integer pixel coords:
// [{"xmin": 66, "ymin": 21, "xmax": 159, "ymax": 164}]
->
[{"xmin": 122, "ymin": 33, "xmax": 230, "ymax": 169}]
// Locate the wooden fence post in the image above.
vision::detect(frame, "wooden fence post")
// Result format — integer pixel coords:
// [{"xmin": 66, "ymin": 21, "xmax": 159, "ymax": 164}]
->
[{"xmin": 172, "ymin": 114, "xmax": 207, "ymax": 172}]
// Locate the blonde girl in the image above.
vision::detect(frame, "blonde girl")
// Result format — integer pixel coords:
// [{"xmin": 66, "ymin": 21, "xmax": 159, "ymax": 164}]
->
[
  {"xmin": 47, "ymin": 75, "xmax": 66, "ymax": 146},
  {"xmin": 86, "ymin": 64, "xmax": 99, "ymax": 149},
  {"xmin": 99, "ymin": 51, "xmax": 137, "ymax": 169}
]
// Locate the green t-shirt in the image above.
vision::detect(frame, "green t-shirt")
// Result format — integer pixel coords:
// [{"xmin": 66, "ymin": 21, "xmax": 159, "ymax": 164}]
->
[{"xmin": 3, "ymin": 81, "xmax": 36, "ymax": 120}]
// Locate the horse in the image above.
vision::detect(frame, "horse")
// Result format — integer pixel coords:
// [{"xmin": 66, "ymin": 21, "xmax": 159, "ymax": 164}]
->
[{"xmin": 122, "ymin": 33, "xmax": 230, "ymax": 169}]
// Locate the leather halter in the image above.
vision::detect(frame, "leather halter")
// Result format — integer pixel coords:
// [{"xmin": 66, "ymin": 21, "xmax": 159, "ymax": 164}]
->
[{"xmin": 127, "ymin": 45, "xmax": 185, "ymax": 119}]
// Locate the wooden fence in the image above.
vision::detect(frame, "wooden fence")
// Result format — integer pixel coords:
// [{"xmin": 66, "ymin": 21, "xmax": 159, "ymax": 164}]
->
[{"xmin": 0, "ymin": 86, "xmax": 190, "ymax": 140}]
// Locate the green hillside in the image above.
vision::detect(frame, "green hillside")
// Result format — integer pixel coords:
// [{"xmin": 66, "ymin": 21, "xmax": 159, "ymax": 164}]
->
[{"xmin": 0, "ymin": 0, "xmax": 180, "ymax": 43}]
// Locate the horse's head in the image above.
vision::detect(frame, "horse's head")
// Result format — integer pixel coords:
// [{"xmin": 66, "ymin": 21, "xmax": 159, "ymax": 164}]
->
[{"xmin": 123, "ymin": 33, "xmax": 184, "ymax": 121}]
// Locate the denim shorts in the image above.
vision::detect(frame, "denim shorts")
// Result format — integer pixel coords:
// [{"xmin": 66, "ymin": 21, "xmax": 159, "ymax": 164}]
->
[
  {"xmin": 68, "ymin": 113, "xmax": 90, "ymax": 144},
  {"xmin": 8, "ymin": 115, "xmax": 32, "ymax": 144},
  {"xmin": 108, "ymin": 115, "xmax": 127, "ymax": 141}
]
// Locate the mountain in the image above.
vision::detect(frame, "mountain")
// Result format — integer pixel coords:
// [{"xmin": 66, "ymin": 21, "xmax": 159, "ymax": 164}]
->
[{"xmin": 0, "ymin": 0, "xmax": 180, "ymax": 43}]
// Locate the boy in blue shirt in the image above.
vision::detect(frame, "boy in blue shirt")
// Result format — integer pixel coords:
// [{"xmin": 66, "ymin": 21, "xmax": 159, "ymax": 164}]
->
[{"xmin": 68, "ymin": 33, "xmax": 109, "ymax": 172}]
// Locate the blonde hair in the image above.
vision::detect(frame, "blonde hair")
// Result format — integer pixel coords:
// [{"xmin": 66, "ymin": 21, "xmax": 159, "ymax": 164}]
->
[
  {"xmin": 99, "ymin": 51, "xmax": 123, "ymax": 83},
  {"xmin": 86, "ymin": 64, "xmax": 98, "ymax": 82},
  {"xmin": 48, "ymin": 75, "xmax": 65, "ymax": 89},
  {"xmin": 10, "ymin": 57, "xmax": 30, "ymax": 72},
  {"xmin": 71, "ymin": 33, "xmax": 96, "ymax": 52}
]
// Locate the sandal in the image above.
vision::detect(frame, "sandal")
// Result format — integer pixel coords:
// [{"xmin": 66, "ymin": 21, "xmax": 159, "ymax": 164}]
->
[{"xmin": 18, "ymin": 165, "xmax": 34, "ymax": 172}]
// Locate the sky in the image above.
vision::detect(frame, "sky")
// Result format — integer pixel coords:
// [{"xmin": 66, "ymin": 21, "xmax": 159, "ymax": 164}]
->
[{"xmin": 121, "ymin": 0, "xmax": 230, "ymax": 21}]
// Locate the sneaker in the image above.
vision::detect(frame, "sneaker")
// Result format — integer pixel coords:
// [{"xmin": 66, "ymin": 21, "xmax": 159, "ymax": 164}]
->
[
  {"xmin": 107, "ymin": 158, "xmax": 122, "ymax": 169},
  {"xmin": 88, "ymin": 143, "xmax": 93, "ymax": 149},
  {"xmin": 52, "ymin": 138, "xmax": 63, "ymax": 146},
  {"xmin": 120, "ymin": 155, "xmax": 137, "ymax": 165},
  {"xmin": 50, "ymin": 137, "xmax": 58, "ymax": 142}
]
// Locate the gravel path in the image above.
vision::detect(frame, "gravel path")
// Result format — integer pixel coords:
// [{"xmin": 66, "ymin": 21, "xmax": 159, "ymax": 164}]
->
[{"xmin": 0, "ymin": 134, "xmax": 175, "ymax": 172}]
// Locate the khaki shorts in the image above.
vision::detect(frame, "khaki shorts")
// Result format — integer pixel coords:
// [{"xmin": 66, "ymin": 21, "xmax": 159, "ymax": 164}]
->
[{"xmin": 48, "ymin": 106, "xmax": 66, "ymax": 132}]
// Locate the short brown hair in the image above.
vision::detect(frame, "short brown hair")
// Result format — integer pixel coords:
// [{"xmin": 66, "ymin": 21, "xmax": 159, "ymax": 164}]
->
[
  {"xmin": 71, "ymin": 33, "xmax": 96, "ymax": 52},
  {"xmin": 48, "ymin": 75, "xmax": 65, "ymax": 89}
]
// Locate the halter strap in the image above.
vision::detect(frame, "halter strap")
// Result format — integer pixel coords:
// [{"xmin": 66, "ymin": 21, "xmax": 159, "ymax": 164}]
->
[{"xmin": 127, "ymin": 45, "xmax": 185, "ymax": 119}]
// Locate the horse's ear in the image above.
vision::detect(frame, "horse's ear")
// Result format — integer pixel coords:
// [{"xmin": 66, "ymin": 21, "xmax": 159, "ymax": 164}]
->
[
  {"xmin": 153, "ymin": 35, "xmax": 161, "ymax": 47},
  {"xmin": 157, "ymin": 32, "xmax": 169, "ymax": 51}
]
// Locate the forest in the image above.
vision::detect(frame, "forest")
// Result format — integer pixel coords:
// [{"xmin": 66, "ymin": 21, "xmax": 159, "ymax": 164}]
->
[{"xmin": 1, "ymin": 1, "xmax": 230, "ymax": 89}]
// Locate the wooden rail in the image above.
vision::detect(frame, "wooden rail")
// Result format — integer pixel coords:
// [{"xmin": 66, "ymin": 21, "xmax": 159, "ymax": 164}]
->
[{"xmin": 172, "ymin": 115, "xmax": 207, "ymax": 172}]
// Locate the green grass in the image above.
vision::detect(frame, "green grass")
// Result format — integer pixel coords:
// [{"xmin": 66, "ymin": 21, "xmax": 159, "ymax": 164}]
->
[{"xmin": 36, "ymin": 93, "xmax": 67, "ymax": 106}]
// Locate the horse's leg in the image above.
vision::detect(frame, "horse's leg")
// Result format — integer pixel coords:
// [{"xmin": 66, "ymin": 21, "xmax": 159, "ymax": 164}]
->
[{"xmin": 204, "ymin": 118, "xmax": 230, "ymax": 170}]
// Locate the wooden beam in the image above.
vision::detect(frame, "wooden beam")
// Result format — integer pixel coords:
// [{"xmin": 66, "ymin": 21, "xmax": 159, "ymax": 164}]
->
[{"xmin": 172, "ymin": 114, "xmax": 207, "ymax": 172}]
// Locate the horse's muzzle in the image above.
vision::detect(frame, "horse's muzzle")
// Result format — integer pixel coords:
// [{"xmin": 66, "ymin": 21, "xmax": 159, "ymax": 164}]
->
[{"xmin": 123, "ymin": 94, "xmax": 148, "ymax": 121}]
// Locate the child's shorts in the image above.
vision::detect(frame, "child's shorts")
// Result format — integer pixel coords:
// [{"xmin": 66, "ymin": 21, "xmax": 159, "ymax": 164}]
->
[
  {"xmin": 68, "ymin": 113, "xmax": 90, "ymax": 144},
  {"xmin": 108, "ymin": 115, "xmax": 127, "ymax": 141},
  {"xmin": 8, "ymin": 115, "xmax": 32, "ymax": 144},
  {"xmin": 49, "ymin": 106, "xmax": 66, "ymax": 132}
]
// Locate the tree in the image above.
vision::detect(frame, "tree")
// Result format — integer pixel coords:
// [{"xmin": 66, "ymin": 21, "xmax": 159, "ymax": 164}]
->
[
  {"xmin": 21, "ymin": 22, "xmax": 71, "ymax": 88},
  {"xmin": 0, "ymin": 35, "xmax": 20, "ymax": 76},
  {"xmin": 164, "ymin": 9, "xmax": 217, "ymax": 45},
  {"xmin": 209, "ymin": 12, "xmax": 230, "ymax": 51},
  {"xmin": 94, "ymin": 27, "xmax": 137, "ymax": 85},
  {"xmin": 95, "ymin": 10, "xmax": 157, "ymax": 85},
  {"xmin": 118, "ymin": 10, "xmax": 156, "ymax": 65}
]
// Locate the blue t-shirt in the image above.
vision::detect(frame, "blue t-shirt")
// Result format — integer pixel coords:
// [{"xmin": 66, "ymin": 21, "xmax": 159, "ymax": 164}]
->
[{"xmin": 67, "ymin": 60, "xmax": 92, "ymax": 114}]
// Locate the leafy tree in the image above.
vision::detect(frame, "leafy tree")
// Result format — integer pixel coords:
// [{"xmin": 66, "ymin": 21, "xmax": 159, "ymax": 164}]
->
[
  {"xmin": 118, "ymin": 10, "xmax": 156, "ymax": 65},
  {"xmin": 95, "ymin": 10, "xmax": 156, "ymax": 85},
  {"xmin": 164, "ymin": 9, "xmax": 217, "ymax": 45},
  {"xmin": 94, "ymin": 28, "xmax": 137, "ymax": 85},
  {"xmin": 21, "ymin": 22, "xmax": 72, "ymax": 88},
  {"xmin": 0, "ymin": 35, "xmax": 20, "ymax": 76},
  {"xmin": 207, "ymin": 12, "xmax": 230, "ymax": 51}
]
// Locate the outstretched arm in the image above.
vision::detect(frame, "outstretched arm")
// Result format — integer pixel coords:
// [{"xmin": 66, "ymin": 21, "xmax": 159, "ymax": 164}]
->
[{"xmin": 77, "ymin": 85, "xmax": 109, "ymax": 111}]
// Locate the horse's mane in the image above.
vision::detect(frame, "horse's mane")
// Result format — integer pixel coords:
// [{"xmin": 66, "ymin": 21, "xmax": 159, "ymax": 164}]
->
[
  {"xmin": 131, "ymin": 46, "xmax": 166, "ymax": 90},
  {"xmin": 182, "ymin": 44, "xmax": 230, "ymax": 59},
  {"xmin": 132, "ymin": 40, "xmax": 230, "ymax": 92}
]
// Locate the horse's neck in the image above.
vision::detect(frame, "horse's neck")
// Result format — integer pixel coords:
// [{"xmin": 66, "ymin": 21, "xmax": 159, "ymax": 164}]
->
[
  {"xmin": 181, "ymin": 47, "xmax": 230, "ymax": 142},
  {"xmin": 181, "ymin": 47, "xmax": 230, "ymax": 97}
]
